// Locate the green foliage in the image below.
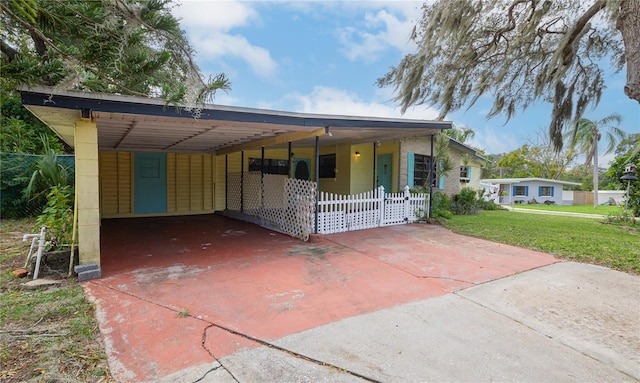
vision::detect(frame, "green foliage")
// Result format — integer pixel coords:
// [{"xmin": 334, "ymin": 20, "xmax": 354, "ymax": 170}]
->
[
  {"xmin": 377, "ymin": 0, "xmax": 633, "ymax": 151},
  {"xmin": 0, "ymin": 94, "xmax": 66, "ymax": 154},
  {"xmin": 24, "ymin": 135, "xmax": 72, "ymax": 200},
  {"xmin": 450, "ymin": 187, "xmax": 480, "ymax": 215},
  {"xmin": 35, "ymin": 186, "xmax": 74, "ymax": 251},
  {"xmin": 0, "ymin": 152, "xmax": 74, "ymax": 218},
  {"xmin": 431, "ymin": 192, "xmax": 453, "ymax": 221},
  {"xmin": 1, "ymin": 0, "xmax": 230, "ymax": 108},
  {"xmin": 606, "ymin": 151, "xmax": 640, "ymax": 217}
]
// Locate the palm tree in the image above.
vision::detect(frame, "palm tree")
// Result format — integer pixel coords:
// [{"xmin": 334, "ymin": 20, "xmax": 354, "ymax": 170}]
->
[
  {"xmin": 443, "ymin": 124, "xmax": 475, "ymax": 144},
  {"xmin": 570, "ymin": 114, "xmax": 625, "ymax": 208}
]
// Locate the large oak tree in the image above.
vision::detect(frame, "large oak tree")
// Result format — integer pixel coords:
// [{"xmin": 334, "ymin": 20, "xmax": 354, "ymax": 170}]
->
[
  {"xmin": 378, "ymin": 0, "xmax": 639, "ymax": 150},
  {"xmin": 0, "ymin": 0, "xmax": 230, "ymax": 109}
]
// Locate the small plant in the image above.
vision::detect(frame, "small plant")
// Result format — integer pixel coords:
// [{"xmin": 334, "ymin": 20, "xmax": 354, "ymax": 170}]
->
[
  {"xmin": 178, "ymin": 308, "xmax": 190, "ymax": 318},
  {"xmin": 35, "ymin": 186, "xmax": 74, "ymax": 251}
]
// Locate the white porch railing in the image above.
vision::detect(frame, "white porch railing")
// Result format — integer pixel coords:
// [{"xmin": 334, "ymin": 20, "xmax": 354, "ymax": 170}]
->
[{"xmin": 316, "ymin": 186, "xmax": 428, "ymax": 234}]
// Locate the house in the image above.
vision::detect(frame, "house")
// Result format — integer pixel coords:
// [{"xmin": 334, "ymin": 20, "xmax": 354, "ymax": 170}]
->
[
  {"xmin": 20, "ymin": 86, "xmax": 453, "ymax": 278},
  {"xmin": 480, "ymin": 178, "xmax": 581, "ymax": 205}
]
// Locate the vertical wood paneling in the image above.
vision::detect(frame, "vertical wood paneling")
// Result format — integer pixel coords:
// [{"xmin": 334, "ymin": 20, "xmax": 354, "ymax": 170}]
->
[
  {"xmin": 166, "ymin": 153, "xmax": 176, "ymax": 212},
  {"xmin": 203, "ymin": 156, "xmax": 213, "ymax": 210},
  {"xmin": 190, "ymin": 155, "xmax": 204, "ymax": 211},
  {"xmin": 176, "ymin": 154, "xmax": 190, "ymax": 211},
  {"xmin": 99, "ymin": 152, "xmax": 118, "ymax": 214},
  {"xmin": 215, "ymin": 155, "xmax": 226, "ymax": 211},
  {"xmin": 117, "ymin": 152, "xmax": 132, "ymax": 213}
]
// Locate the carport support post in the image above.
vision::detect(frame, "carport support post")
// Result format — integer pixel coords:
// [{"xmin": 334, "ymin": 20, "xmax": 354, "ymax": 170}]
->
[
  {"xmin": 74, "ymin": 118, "xmax": 101, "ymax": 274},
  {"xmin": 314, "ymin": 135, "xmax": 320, "ymax": 234},
  {"xmin": 288, "ymin": 141, "xmax": 292, "ymax": 178},
  {"xmin": 261, "ymin": 146, "xmax": 265, "ymax": 211},
  {"xmin": 225, "ymin": 155, "xmax": 228, "ymax": 210},
  {"xmin": 240, "ymin": 151, "xmax": 244, "ymax": 213},
  {"xmin": 428, "ymin": 134, "xmax": 434, "ymax": 219}
]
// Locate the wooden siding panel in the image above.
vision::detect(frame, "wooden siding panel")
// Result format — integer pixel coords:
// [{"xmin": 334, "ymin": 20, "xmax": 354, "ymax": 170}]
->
[
  {"xmin": 100, "ymin": 152, "xmax": 118, "ymax": 215},
  {"xmin": 166, "ymin": 153, "xmax": 176, "ymax": 212},
  {"xmin": 203, "ymin": 156, "xmax": 213, "ymax": 210},
  {"xmin": 190, "ymin": 155, "xmax": 204, "ymax": 211},
  {"xmin": 215, "ymin": 155, "xmax": 226, "ymax": 211},
  {"xmin": 176, "ymin": 154, "xmax": 190, "ymax": 211},
  {"xmin": 117, "ymin": 152, "xmax": 132, "ymax": 213}
]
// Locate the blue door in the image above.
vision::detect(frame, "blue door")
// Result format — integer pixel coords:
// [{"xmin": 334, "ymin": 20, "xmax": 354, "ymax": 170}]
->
[
  {"xmin": 377, "ymin": 154, "xmax": 392, "ymax": 191},
  {"xmin": 134, "ymin": 153, "xmax": 167, "ymax": 214}
]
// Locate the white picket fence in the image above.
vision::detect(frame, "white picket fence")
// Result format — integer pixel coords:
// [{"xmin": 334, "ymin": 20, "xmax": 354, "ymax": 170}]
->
[{"xmin": 316, "ymin": 186, "xmax": 428, "ymax": 234}]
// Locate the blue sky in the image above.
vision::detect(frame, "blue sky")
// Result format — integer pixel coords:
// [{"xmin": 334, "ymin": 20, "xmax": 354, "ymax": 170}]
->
[{"xmin": 174, "ymin": 1, "xmax": 639, "ymax": 164}]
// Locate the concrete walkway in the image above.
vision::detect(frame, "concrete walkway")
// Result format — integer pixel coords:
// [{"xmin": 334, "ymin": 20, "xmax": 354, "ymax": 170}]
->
[{"xmin": 84, "ymin": 217, "xmax": 639, "ymax": 382}]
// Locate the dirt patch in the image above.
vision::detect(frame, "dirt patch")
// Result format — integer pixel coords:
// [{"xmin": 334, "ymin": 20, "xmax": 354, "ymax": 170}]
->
[{"xmin": 1, "ymin": 218, "xmax": 115, "ymax": 382}]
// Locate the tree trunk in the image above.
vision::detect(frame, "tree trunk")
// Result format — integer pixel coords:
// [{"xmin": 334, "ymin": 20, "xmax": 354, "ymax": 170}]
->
[
  {"xmin": 593, "ymin": 132, "xmax": 599, "ymax": 209},
  {"xmin": 617, "ymin": 0, "xmax": 640, "ymax": 102}
]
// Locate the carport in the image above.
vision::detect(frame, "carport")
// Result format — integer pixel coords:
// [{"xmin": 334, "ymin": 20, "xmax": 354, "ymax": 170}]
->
[{"xmin": 20, "ymin": 86, "xmax": 449, "ymax": 279}]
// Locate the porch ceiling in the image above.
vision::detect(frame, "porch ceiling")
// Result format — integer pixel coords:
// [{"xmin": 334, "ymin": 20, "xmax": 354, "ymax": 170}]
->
[{"xmin": 21, "ymin": 87, "xmax": 449, "ymax": 153}]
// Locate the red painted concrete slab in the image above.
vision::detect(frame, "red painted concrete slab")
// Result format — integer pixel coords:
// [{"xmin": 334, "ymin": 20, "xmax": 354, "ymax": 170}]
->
[
  {"xmin": 87, "ymin": 215, "xmax": 558, "ymax": 382},
  {"xmin": 326, "ymin": 224, "xmax": 558, "ymax": 287}
]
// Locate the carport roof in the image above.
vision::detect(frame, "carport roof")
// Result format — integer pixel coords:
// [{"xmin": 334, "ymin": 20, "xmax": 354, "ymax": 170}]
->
[{"xmin": 20, "ymin": 86, "xmax": 451, "ymax": 154}]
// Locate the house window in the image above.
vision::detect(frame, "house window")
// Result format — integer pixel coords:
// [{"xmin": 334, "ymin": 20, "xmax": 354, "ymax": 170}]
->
[
  {"xmin": 459, "ymin": 166, "xmax": 468, "ymax": 179},
  {"xmin": 248, "ymin": 158, "xmax": 289, "ymax": 175},
  {"xmin": 319, "ymin": 154, "xmax": 336, "ymax": 178},
  {"xmin": 413, "ymin": 154, "xmax": 436, "ymax": 188},
  {"xmin": 539, "ymin": 186, "xmax": 554, "ymax": 197},
  {"xmin": 513, "ymin": 186, "xmax": 527, "ymax": 196}
]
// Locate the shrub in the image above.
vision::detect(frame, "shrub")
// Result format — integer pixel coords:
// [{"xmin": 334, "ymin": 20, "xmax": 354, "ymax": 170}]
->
[
  {"xmin": 35, "ymin": 186, "xmax": 74, "ymax": 251},
  {"xmin": 450, "ymin": 187, "xmax": 480, "ymax": 215},
  {"xmin": 431, "ymin": 192, "xmax": 453, "ymax": 220}
]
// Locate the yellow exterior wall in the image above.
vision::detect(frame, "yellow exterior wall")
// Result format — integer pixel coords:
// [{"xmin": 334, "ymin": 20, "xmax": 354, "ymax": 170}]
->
[
  {"xmin": 319, "ymin": 144, "xmax": 351, "ymax": 195},
  {"xmin": 350, "ymin": 143, "xmax": 375, "ymax": 194},
  {"xmin": 100, "ymin": 151, "xmax": 215, "ymax": 217},
  {"xmin": 75, "ymin": 119, "xmax": 100, "ymax": 266}
]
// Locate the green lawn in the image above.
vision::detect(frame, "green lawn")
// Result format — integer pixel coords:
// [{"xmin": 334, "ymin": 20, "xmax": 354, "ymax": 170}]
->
[
  {"xmin": 509, "ymin": 204, "xmax": 623, "ymax": 215},
  {"xmin": 443, "ymin": 210, "xmax": 639, "ymax": 274}
]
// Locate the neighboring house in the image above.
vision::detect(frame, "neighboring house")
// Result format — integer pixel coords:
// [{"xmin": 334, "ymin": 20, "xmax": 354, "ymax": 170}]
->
[
  {"xmin": 400, "ymin": 136, "xmax": 486, "ymax": 195},
  {"xmin": 19, "ymin": 87, "xmax": 451, "ymax": 277},
  {"xmin": 480, "ymin": 178, "xmax": 581, "ymax": 205}
]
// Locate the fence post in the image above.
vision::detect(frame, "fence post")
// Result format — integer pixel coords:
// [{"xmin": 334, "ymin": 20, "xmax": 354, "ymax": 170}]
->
[
  {"xmin": 403, "ymin": 185, "xmax": 410, "ymax": 222},
  {"xmin": 378, "ymin": 185, "xmax": 385, "ymax": 226}
]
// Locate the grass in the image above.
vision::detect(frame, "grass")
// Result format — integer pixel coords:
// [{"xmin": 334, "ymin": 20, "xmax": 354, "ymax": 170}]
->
[
  {"xmin": 510, "ymin": 204, "xmax": 623, "ymax": 215},
  {"xmin": 443, "ymin": 210, "xmax": 640, "ymax": 274},
  {"xmin": 0, "ymin": 218, "xmax": 113, "ymax": 382}
]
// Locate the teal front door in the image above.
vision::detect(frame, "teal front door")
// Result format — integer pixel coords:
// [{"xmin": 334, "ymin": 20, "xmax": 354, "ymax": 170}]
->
[
  {"xmin": 134, "ymin": 153, "xmax": 167, "ymax": 214},
  {"xmin": 377, "ymin": 154, "xmax": 392, "ymax": 191}
]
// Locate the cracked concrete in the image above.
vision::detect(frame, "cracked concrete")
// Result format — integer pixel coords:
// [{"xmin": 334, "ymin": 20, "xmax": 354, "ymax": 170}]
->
[{"xmin": 84, "ymin": 216, "xmax": 638, "ymax": 382}]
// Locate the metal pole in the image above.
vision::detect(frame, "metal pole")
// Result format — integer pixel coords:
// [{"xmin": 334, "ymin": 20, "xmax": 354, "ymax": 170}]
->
[
  {"xmin": 314, "ymin": 135, "xmax": 320, "ymax": 234},
  {"xmin": 428, "ymin": 134, "xmax": 434, "ymax": 219},
  {"xmin": 225, "ymin": 154, "xmax": 228, "ymax": 211},
  {"xmin": 240, "ymin": 151, "xmax": 244, "ymax": 213},
  {"xmin": 288, "ymin": 141, "xmax": 293, "ymax": 178},
  {"xmin": 372, "ymin": 142, "xmax": 377, "ymax": 189}
]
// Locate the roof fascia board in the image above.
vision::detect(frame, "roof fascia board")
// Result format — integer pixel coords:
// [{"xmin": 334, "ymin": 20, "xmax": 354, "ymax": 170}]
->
[{"xmin": 19, "ymin": 88, "xmax": 452, "ymax": 130}]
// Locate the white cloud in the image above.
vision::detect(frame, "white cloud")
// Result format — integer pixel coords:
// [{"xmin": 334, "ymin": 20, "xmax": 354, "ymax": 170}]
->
[
  {"xmin": 285, "ymin": 86, "xmax": 439, "ymax": 120},
  {"xmin": 469, "ymin": 126, "xmax": 520, "ymax": 155},
  {"xmin": 172, "ymin": 1, "xmax": 278, "ymax": 78},
  {"xmin": 173, "ymin": 1, "xmax": 257, "ymax": 31},
  {"xmin": 336, "ymin": 3, "xmax": 420, "ymax": 61}
]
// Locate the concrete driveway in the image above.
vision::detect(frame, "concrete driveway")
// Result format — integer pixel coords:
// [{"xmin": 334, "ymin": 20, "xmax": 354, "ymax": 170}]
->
[{"xmin": 84, "ymin": 216, "xmax": 639, "ymax": 382}]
